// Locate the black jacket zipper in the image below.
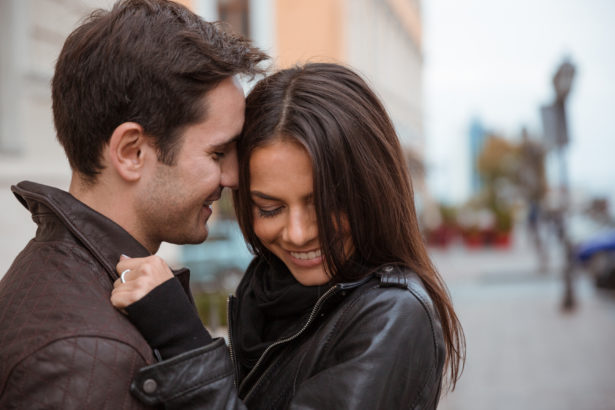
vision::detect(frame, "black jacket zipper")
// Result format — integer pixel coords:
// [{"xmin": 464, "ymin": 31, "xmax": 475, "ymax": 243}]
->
[{"xmin": 228, "ymin": 273, "xmax": 376, "ymax": 401}]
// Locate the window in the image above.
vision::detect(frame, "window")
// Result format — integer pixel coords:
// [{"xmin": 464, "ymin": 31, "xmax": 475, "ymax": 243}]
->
[{"xmin": 217, "ymin": 0, "xmax": 250, "ymax": 37}]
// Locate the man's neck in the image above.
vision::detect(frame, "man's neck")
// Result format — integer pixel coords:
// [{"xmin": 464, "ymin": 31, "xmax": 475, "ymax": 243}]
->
[{"xmin": 69, "ymin": 173, "xmax": 159, "ymax": 254}]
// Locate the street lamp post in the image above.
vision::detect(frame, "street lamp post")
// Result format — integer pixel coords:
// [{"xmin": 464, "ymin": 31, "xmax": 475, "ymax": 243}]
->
[
  {"xmin": 554, "ymin": 59, "xmax": 576, "ymax": 311},
  {"xmin": 541, "ymin": 58, "xmax": 576, "ymax": 311}
]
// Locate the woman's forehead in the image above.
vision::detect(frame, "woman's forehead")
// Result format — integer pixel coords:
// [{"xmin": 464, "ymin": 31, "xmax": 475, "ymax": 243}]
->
[{"xmin": 249, "ymin": 141, "xmax": 313, "ymax": 195}]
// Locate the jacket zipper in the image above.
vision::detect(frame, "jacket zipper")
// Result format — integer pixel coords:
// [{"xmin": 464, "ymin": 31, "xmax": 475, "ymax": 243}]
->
[
  {"xmin": 227, "ymin": 295, "xmax": 239, "ymax": 388},
  {"xmin": 240, "ymin": 284, "xmax": 341, "ymax": 401}
]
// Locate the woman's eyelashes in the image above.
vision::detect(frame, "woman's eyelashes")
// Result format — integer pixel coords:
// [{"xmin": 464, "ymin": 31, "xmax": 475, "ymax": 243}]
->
[{"xmin": 257, "ymin": 206, "xmax": 282, "ymax": 218}]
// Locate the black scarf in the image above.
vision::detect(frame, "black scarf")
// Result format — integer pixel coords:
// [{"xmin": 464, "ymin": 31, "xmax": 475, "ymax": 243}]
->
[{"xmin": 233, "ymin": 256, "xmax": 332, "ymax": 372}]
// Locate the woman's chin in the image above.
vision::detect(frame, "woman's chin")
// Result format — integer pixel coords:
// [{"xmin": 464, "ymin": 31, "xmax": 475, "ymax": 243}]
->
[{"xmin": 287, "ymin": 265, "xmax": 330, "ymax": 286}]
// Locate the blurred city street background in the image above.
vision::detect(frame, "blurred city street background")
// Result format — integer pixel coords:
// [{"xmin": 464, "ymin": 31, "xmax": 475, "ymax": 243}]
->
[
  {"xmin": 1, "ymin": 0, "xmax": 615, "ymax": 409},
  {"xmin": 433, "ymin": 227, "xmax": 615, "ymax": 410}
]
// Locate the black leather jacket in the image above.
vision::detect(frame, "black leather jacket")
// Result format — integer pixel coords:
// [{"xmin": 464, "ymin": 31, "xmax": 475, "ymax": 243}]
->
[{"xmin": 131, "ymin": 267, "xmax": 446, "ymax": 409}]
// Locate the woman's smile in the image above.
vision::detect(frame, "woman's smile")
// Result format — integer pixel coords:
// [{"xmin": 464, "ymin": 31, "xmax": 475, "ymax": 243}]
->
[
  {"xmin": 289, "ymin": 249, "xmax": 321, "ymax": 260},
  {"xmin": 287, "ymin": 248, "xmax": 323, "ymax": 268},
  {"xmin": 249, "ymin": 140, "xmax": 337, "ymax": 285}
]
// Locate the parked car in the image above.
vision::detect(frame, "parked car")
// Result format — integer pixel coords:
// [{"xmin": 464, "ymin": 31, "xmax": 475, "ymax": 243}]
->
[
  {"xmin": 181, "ymin": 220, "xmax": 254, "ymax": 292},
  {"xmin": 575, "ymin": 229, "xmax": 615, "ymax": 289},
  {"xmin": 569, "ymin": 211, "xmax": 615, "ymax": 290}
]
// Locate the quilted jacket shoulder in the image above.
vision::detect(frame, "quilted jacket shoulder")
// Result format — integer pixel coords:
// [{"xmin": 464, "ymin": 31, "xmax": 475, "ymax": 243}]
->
[{"xmin": 0, "ymin": 181, "xmax": 159, "ymax": 409}]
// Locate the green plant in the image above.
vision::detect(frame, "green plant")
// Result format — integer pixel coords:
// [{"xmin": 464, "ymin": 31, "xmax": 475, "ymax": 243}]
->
[
  {"xmin": 494, "ymin": 206, "xmax": 513, "ymax": 232},
  {"xmin": 193, "ymin": 291, "xmax": 229, "ymax": 328}
]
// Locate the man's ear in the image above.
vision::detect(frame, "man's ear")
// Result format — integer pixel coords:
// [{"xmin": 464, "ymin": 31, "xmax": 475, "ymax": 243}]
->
[{"xmin": 108, "ymin": 122, "xmax": 151, "ymax": 182}]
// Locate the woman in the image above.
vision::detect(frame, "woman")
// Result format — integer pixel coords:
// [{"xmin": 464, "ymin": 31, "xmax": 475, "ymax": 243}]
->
[{"xmin": 112, "ymin": 63, "xmax": 464, "ymax": 409}]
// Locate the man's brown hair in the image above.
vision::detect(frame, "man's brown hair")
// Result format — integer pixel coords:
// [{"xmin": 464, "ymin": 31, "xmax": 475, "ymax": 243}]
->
[{"xmin": 52, "ymin": 0, "xmax": 268, "ymax": 183}]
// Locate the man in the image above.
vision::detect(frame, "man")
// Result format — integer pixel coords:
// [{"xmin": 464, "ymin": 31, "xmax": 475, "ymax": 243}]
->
[{"xmin": 0, "ymin": 0, "xmax": 267, "ymax": 407}]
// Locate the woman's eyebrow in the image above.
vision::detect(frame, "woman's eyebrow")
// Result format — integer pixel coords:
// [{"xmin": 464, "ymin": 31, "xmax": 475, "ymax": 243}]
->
[
  {"xmin": 251, "ymin": 191, "xmax": 313, "ymax": 202},
  {"xmin": 250, "ymin": 191, "xmax": 279, "ymax": 201}
]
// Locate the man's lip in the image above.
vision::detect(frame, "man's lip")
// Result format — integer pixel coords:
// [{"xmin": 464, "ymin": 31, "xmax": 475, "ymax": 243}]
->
[
  {"xmin": 204, "ymin": 189, "xmax": 223, "ymax": 206},
  {"xmin": 203, "ymin": 196, "xmax": 221, "ymax": 206}
]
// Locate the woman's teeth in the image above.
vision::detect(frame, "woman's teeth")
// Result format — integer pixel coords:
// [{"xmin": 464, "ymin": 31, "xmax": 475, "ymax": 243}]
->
[{"xmin": 290, "ymin": 249, "xmax": 321, "ymax": 260}]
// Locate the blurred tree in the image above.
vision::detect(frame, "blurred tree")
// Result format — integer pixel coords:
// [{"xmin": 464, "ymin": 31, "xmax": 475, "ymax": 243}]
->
[
  {"xmin": 477, "ymin": 134, "xmax": 518, "ymax": 184},
  {"xmin": 473, "ymin": 130, "xmax": 549, "ymax": 253},
  {"xmin": 477, "ymin": 133, "xmax": 520, "ymax": 209},
  {"xmin": 517, "ymin": 127, "xmax": 547, "ymax": 203},
  {"xmin": 467, "ymin": 132, "xmax": 520, "ymax": 248}
]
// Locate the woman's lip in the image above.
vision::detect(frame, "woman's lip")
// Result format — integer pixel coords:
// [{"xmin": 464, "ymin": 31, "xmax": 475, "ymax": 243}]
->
[
  {"xmin": 286, "ymin": 248, "xmax": 320, "ymax": 255},
  {"xmin": 285, "ymin": 249, "xmax": 322, "ymax": 268}
]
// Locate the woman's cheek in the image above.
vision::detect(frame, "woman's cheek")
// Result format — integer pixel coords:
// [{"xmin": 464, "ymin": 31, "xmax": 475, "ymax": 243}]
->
[{"xmin": 253, "ymin": 218, "xmax": 273, "ymax": 245}]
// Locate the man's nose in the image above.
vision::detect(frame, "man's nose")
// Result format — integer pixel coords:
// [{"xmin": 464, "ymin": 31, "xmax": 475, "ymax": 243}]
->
[{"xmin": 220, "ymin": 148, "xmax": 239, "ymax": 189}]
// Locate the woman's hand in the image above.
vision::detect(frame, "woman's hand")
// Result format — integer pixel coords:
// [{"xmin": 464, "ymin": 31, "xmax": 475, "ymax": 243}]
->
[{"xmin": 111, "ymin": 254, "xmax": 174, "ymax": 310}]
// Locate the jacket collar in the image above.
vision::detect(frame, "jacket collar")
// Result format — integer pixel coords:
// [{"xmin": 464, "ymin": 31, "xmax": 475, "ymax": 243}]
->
[{"xmin": 11, "ymin": 181, "xmax": 189, "ymax": 287}]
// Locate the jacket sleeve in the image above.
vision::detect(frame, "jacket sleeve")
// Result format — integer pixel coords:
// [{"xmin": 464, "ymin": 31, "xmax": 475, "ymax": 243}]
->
[
  {"xmin": 125, "ymin": 277, "xmax": 213, "ymax": 359},
  {"xmin": 130, "ymin": 338, "xmax": 246, "ymax": 410},
  {"xmin": 0, "ymin": 337, "xmax": 151, "ymax": 410},
  {"xmin": 289, "ymin": 287, "xmax": 445, "ymax": 410}
]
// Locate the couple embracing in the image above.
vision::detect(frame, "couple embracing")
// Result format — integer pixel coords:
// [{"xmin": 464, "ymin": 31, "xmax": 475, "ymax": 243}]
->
[{"xmin": 0, "ymin": 0, "xmax": 464, "ymax": 408}]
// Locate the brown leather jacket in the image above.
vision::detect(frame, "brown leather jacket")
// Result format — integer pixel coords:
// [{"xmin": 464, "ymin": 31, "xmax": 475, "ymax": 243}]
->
[{"xmin": 0, "ymin": 181, "xmax": 185, "ymax": 409}]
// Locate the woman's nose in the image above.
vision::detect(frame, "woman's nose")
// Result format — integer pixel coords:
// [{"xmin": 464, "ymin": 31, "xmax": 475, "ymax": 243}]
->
[{"xmin": 283, "ymin": 208, "xmax": 317, "ymax": 247}]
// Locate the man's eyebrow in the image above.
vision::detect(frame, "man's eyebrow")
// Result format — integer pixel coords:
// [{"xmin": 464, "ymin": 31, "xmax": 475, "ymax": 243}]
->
[{"xmin": 210, "ymin": 135, "xmax": 239, "ymax": 151}]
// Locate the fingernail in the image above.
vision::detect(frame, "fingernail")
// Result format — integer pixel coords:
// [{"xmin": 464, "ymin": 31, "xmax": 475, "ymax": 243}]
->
[{"xmin": 120, "ymin": 254, "xmax": 131, "ymax": 260}]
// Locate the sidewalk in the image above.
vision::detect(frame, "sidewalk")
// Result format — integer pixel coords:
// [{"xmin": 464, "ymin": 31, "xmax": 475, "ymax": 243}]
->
[{"xmin": 431, "ymin": 230, "xmax": 615, "ymax": 410}]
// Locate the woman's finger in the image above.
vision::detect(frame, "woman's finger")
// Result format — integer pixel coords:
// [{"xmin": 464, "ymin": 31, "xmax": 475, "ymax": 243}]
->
[
  {"xmin": 116, "ymin": 255, "xmax": 173, "ymax": 281},
  {"xmin": 111, "ymin": 286, "xmax": 137, "ymax": 310},
  {"xmin": 111, "ymin": 255, "xmax": 173, "ymax": 308},
  {"xmin": 111, "ymin": 278, "xmax": 151, "ymax": 308},
  {"xmin": 116, "ymin": 259, "xmax": 139, "ymax": 277}
]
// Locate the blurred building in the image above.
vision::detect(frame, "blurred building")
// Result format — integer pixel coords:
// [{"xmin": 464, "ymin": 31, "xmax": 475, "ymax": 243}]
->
[
  {"xmin": 214, "ymin": 0, "xmax": 428, "ymax": 210},
  {"xmin": 0, "ymin": 0, "xmax": 425, "ymax": 276},
  {"xmin": 0, "ymin": 1, "xmax": 102, "ymax": 177},
  {"xmin": 469, "ymin": 117, "xmax": 487, "ymax": 195},
  {"xmin": 188, "ymin": 0, "xmax": 425, "ymax": 184},
  {"xmin": 0, "ymin": 0, "xmax": 115, "ymax": 276}
]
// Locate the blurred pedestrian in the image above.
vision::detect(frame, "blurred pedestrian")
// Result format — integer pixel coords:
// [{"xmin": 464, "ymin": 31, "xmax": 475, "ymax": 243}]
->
[{"xmin": 519, "ymin": 128, "xmax": 548, "ymax": 272}]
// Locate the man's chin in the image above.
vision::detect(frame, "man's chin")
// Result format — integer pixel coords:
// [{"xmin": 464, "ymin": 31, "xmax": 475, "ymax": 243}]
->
[
  {"xmin": 167, "ymin": 228, "xmax": 209, "ymax": 246},
  {"xmin": 189, "ymin": 230, "xmax": 209, "ymax": 245}
]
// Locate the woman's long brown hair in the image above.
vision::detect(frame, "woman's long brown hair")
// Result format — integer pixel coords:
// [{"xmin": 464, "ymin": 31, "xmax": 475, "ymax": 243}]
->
[{"xmin": 233, "ymin": 63, "xmax": 465, "ymax": 389}]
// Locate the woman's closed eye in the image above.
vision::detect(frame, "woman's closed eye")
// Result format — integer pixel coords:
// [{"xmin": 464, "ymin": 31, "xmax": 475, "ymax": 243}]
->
[
  {"xmin": 257, "ymin": 207, "xmax": 283, "ymax": 218},
  {"xmin": 212, "ymin": 151, "xmax": 225, "ymax": 160}
]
